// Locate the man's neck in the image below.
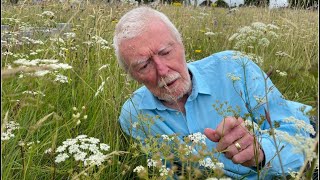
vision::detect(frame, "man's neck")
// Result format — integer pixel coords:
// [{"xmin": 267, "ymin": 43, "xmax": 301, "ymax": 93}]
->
[{"xmin": 161, "ymin": 94, "xmax": 189, "ymax": 115}]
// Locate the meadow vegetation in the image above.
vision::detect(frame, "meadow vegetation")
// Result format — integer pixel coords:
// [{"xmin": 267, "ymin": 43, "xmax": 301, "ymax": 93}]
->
[{"xmin": 1, "ymin": 1, "xmax": 318, "ymax": 179}]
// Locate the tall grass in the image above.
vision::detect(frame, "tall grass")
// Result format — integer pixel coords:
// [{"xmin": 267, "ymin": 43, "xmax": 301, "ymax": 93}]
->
[{"xmin": 1, "ymin": 2, "xmax": 318, "ymax": 179}]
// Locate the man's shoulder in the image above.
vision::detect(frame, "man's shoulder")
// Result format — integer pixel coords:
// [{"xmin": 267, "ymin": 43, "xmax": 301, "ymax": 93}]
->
[
  {"xmin": 122, "ymin": 86, "xmax": 147, "ymax": 107},
  {"xmin": 189, "ymin": 50, "xmax": 244, "ymax": 65}
]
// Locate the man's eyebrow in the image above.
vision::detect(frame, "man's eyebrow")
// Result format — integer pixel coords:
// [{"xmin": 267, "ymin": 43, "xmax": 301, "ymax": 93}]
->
[
  {"xmin": 131, "ymin": 59, "xmax": 148, "ymax": 68},
  {"xmin": 158, "ymin": 43, "xmax": 174, "ymax": 53}
]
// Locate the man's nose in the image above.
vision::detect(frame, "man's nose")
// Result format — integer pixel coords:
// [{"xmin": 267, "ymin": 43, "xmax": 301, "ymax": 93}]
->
[{"xmin": 154, "ymin": 56, "xmax": 169, "ymax": 77}]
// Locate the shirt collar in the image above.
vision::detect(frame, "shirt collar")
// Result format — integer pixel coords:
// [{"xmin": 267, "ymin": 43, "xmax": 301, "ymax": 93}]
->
[{"xmin": 138, "ymin": 64, "xmax": 211, "ymax": 110}]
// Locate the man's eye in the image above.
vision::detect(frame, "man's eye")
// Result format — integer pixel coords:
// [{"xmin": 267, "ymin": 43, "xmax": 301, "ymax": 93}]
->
[
  {"xmin": 161, "ymin": 51, "xmax": 170, "ymax": 56},
  {"xmin": 139, "ymin": 62, "xmax": 149, "ymax": 71}
]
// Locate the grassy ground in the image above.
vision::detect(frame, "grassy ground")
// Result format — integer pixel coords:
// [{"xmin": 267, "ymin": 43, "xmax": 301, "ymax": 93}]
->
[{"xmin": 1, "ymin": 2, "xmax": 318, "ymax": 179}]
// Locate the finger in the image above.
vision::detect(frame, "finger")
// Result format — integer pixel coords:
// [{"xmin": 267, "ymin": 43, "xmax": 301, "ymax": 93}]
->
[
  {"xmin": 216, "ymin": 123, "xmax": 248, "ymax": 151},
  {"xmin": 232, "ymin": 144, "xmax": 255, "ymax": 164},
  {"xmin": 241, "ymin": 147, "xmax": 264, "ymax": 167},
  {"xmin": 224, "ymin": 134, "xmax": 253, "ymax": 158},
  {"xmin": 204, "ymin": 128, "xmax": 220, "ymax": 142},
  {"xmin": 215, "ymin": 117, "xmax": 244, "ymax": 138}
]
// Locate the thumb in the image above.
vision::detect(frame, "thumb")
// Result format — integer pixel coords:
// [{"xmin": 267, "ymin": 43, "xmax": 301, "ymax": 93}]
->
[{"xmin": 204, "ymin": 128, "xmax": 220, "ymax": 142}]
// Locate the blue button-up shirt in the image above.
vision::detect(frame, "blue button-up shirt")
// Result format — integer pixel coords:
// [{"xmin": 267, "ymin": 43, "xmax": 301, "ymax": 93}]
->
[{"xmin": 119, "ymin": 50, "xmax": 312, "ymax": 179}]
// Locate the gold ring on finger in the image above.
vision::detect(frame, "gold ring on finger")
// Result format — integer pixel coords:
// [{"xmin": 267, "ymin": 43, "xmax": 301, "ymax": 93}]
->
[{"xmin": 235, "ymin": 142, "xmax": 242, "ymax": 151}]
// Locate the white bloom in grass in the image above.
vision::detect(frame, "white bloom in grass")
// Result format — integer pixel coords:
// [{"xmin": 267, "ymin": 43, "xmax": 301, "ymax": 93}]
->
[
  {"xmin": 56, "ymin": 145, "xmax": 68, "ymax": 152},
  {"xmin": 133, "ymin": 165, "xmax": 145, "ymax": 173},
  {"xmin": 47, "ymin": 63, "xmax": 72, "ymax": 70},
  {"xmin": 54, "ymin": 74, "xmax": 69, "ymax": 83},
  {"xmin": 199, "ymin": 158, "xmax": 224, "ymax": 169},
  {"xmin": 227, "ymin": 73, "xmax": 241, "ymax": 82},
  {"xmin": 239, "ymin": 26, "xmax": 253, "ymax": 34},
  {"xmin": 45, "ymin": 148, "xmax": 52, "ymax": 154},
  {"xmin": 22, "ymin": 90, "xmax": 45, "ymax": 96},
  {"xmin": 258, "ymin": 38, "xmax": 270, "ymax": 47},
  {"xmin": 73, "ymin": 107, "xmax": 77, "ymax": 111},
  {"xmin": 34, "ymin": 70, "xmax": 51, "ymax": 77},
  {"xmin": 83, "ymin": 115, "xmax": 88, "ymax": 119},
  {"xmin": 64, "ymin": 32, "xmax": 76, "ymax": 39},
  {"xmin": 100, "ymin": 143, "xmax": 110, "ymax": 151},
  {"xmin": 2, "ymin": 51, "xmax": 13, "ymax": 56},
  {"xmin": 147, "ymin": 159, "xmax": 157, "ymax": 167},
  {"xmin": 184, "ymin": 145, "xmax": 194, "ymax": 156},
  {"xmin": 275, "ymin": 51, "xmax": 292, "ymax": 58},
  {"xmin": 276, "ymin": 70, "xmax": 287, "ymax": 77},
  {"xmin": 54, "ymin": 135, "xmax": 111, "ymax": 166},
  {"xmin": 13, "ymin": 59, "xmax": 39, "ymax": 66},
  {"xmin": 159, "ymin": 165, "xmax": 170, "ymax": 176},
  {"xmin": 74, "ymin": 152, "xmax": 87, "ymax": 161},
  {"xmin": 76, "ymin": 120, "xmax": 81, "ymax": 125},
  {"xmin": 267, "ymin": 24, "xmax": 280, "ymax": 30},
  {"xmin": 41, "ymin": 11, "xmax": 55, "ymax": 18},
  {"xmin": 72, "ymin": 113, "xmax": 80, "ymax": 119},
  {"xmin": 1, "ymin": 121, "xmax": 20, "ymax": 141},
  {"xmin": 55, "ymin": 153, "xmax": 69, "ymax": 163},
  {"xmin": 101, "ymin": 46, "xmax": 111, "ymax": 50},
  {"xmin": 251, "ymin": 22, "xmax": 267, "ymax": 30},
  {"xmin": 188, "ymin": 132, "xmax": 206, "ymax": 144},
  {"xmin": 205, "ymin": 32, "xmax": 215, "ymax": 36},
  {"xmin": 94, "ymin": 81, "xmax": 105, "ymax": 97}
]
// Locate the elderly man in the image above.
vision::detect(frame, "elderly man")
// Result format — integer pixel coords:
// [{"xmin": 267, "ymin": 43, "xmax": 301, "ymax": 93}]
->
[{"xmin": 113, "ymin": 7, "xmax": 312, "ymax": 179}]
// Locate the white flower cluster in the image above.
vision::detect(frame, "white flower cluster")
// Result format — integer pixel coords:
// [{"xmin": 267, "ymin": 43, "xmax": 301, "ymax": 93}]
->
[
  {"xmin": 72, "ymin": 106, "xmax": 87, "ymax": 125},
  {"xmin": 63, "ymin": 32, "xmax": 76, "ymax": 39},
  {"xmin": 271, "ymin": 129, "xmax": 317, "ymax": 162},
  {"xmin": 1, "ymin": 121, "xmax": 20, "ymax": 141},
  {"xmin": 12, "ymin": 58, "xmax": 72, "ymax": 82},
  {"xmin": 282, "ymin": 116, "xmax": 316, "ymax": 135},
  {"xmin": 226, "ymin": 73, "xmax": 241, "ymax": 82},
  {"xmin": 41, "ymin": 11, "xmax": 55, "ymax": 18},
  {"xmin": 54, "ymin": 135, "xmax": 110, "ymax": 166},
  {"xmin": 147, "ymin": 159, "xmax": 158, "ymax": 167},
  {"xmin": 54, "ymin": 74, "xmax": 69, "ymax": 83},
  {"xmin": 161, "ymin": 135, "xmax": 175, "ymax": 141},
  {"xmin": 92, "ymin": 35, "xmax": 110, "ymax": 50},
  {"xmin": 133, "ymin": 165, "xmax": 145, "ymax": 173},
  {"xmin": 188, "ymin": 132, "xmax": 206, "ymax": 144},
  {"xmin": 253, "ymin": 95, "xmax": 267, "ymax": 105},
  {"xmin": 229, "ymin": 22, "xmax": 279, "ymax": 51},
  {"xmin": 276, "ymin": 70, "xmax": 287, "ymax": 77},
  {"xmin": 275, "ymin": 51, "xmax": 293, "ymax": 58},
  {"xmin": 22, "ymin": 90, "xmax": 45, "ymax": 96},
  {"xmin": 159, "ymin": 165, "xmax": 170, "ymax": 176},
  {"xmin": 205, "ymin": 32, "xmax": 215, "ymax": 36},
  {"xmin": 199, "ymin": 157, "xmax": 224, "ymax": 169},
  {"xmin": 21, "ymin": 37, "xmax": 44, "ymax": 45}
]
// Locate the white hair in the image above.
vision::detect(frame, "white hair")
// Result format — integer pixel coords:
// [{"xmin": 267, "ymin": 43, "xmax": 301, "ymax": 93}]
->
[{"xmin": 113, "ymin": 7, "xmax": 183, "ymax": 71}]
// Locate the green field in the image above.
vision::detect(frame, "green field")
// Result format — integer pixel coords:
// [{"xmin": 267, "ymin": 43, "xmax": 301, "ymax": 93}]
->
[{"xmin": 1, "ymin": 2, "xmax": 318, "ymax": 179}]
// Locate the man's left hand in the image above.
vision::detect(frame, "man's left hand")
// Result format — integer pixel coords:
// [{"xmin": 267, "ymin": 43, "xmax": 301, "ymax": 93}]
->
[{"xmin": 204, "ymin": 116, "xmax": 264, "ymax": 167}]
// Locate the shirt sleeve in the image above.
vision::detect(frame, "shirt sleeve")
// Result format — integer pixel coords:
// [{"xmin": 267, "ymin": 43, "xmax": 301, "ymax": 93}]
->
[{"xmin": 239, "ymin": 55, "xmax": 313, "ymax": 177}]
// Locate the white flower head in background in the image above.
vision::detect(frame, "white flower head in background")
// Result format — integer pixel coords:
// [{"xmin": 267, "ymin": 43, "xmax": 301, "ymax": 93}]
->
[
  {"xmin": 1, "ymin": 121, "xmax": 20, "ymax": 141},
  {"xmin": 54, "ymin": 135, "xmax": 111, "ymax": 166}
]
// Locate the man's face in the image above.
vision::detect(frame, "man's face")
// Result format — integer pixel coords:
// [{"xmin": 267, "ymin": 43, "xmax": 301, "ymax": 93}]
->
[{"xmin": 119, "ymin": 20, "xmax": 191, "ymax": 103}]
